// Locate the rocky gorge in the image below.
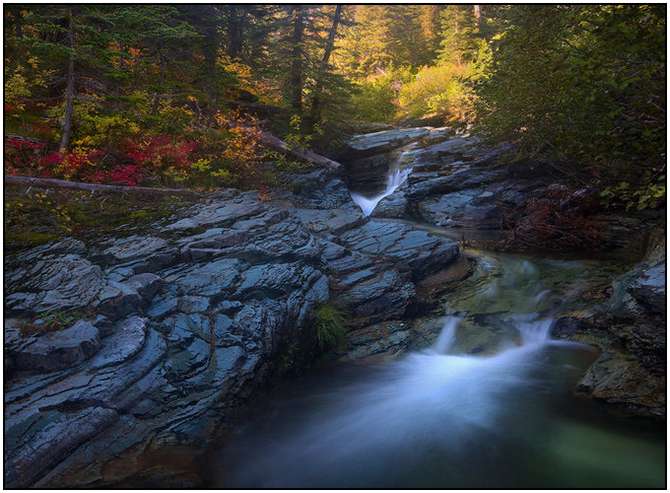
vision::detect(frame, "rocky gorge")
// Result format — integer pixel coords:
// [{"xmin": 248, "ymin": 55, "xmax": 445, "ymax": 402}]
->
[{"xmin": 4, "ymin": 127, "xmax": 666, "ymax": 487}]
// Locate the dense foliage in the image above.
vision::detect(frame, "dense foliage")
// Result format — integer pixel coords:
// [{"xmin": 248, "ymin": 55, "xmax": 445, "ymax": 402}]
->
[
  {"xmin": 477, "ymin": 5, "xmax": 666, "ymax": 210},
  {"xmin": 4, "ymin": 5, "xmax": 348, "ymax": 187},
  {"xmin": 3, "ymin": 4, "xmax": 666, "ymax": 208}
]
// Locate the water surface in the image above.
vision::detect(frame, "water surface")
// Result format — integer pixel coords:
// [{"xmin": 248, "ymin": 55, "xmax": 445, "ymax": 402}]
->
[{"xmin": 204, "ymin": 253, "xmax": 665, "ymax": 488}]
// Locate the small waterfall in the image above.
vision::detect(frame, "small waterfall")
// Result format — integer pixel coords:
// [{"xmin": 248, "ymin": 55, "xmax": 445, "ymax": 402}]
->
[
  {"xmin": 351, "ymin": 167, "xmax": 411, "ymax": 217},
  {"xmin": 222, "ymin": 308, "xmax": 561, "ymax": 487},
  {"xmin": 517, "ymin": 318, "xmax": 553, "ymax": 346},
  {"xmin": 433, "ymin": 316, "xmax": 463, "ymax": 354}
]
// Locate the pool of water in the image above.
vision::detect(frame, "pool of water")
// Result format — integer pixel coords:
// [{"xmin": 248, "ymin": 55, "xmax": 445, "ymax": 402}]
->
[
  {"xmin": 204, "ymin": 344, "xmax": 663, "ymax": 488},
  {"xmin": 203, "ymin": 253, "xmax": 665, "ymax": 488}
]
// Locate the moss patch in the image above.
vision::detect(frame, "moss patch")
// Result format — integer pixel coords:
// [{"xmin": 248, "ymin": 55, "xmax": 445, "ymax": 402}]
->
[
  {"xmin": 314, "ymin": 303, "xmax": 347, "ymax": 350},
  {"xmin": 5, "ymin": 184, "xmax": 191, "ymax": 253}
]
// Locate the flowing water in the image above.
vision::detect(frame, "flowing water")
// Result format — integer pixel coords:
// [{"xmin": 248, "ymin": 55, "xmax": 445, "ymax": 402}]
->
[
  {"xmin": 350, "ymin": 166, "xmax": 411, "ymax": 217},
  {"xmin": 205, "ymin": 252, "xmax": 664, "ymax": 488},
  {"xmin": 204, "ymin": 156, "xmax": 664, "ymax": 488},
  {"xmin": 349, "ymin": 145, "xmax": 413, "ymax": 217}
]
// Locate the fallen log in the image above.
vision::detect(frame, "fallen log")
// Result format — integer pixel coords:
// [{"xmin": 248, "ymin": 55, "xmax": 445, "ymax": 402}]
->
[
  {"xmin": 5, "ymin": 175, "xmax": 200, "ymax": 195},
  {"xmin": 258, "ymin": 131, "xmax": 341, "ymax": 171}
]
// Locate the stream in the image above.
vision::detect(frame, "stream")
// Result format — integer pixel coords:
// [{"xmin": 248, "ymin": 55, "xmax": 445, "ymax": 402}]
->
[{"xmin": 203, "ymin": 155, "xmax": 665, "ymax": 488}]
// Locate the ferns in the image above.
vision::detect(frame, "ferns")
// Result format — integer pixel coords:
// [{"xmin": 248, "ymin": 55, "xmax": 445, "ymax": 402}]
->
[{"xmin": 314, "ymin": 304, "xmax": 347, "ymax": 350}]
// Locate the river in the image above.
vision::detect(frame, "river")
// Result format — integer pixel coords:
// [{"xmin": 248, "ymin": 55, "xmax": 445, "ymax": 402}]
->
[{"xmin": 202, "ymin": 150, "xmax": 665, "ymax": 488}]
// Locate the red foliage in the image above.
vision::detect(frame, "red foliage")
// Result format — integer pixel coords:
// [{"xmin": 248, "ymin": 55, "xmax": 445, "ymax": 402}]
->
[
  {"xmin": 6, "ymin": 136, "xmax": 46, "ymax": 151},
  {"xmin": 111, "ymin": 164, "xmax": 142, "ymax": 186},
  {"xmin": 5, "ymin": 136, "xmax": 49, "ymax": 175},
  {"xmin": 124, "ymin": 135, "xmax": 197, "ymax": 170}
]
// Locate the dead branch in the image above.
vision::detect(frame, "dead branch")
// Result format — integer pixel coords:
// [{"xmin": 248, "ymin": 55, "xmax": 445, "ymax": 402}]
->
[
  {"xmin": 5, "ymin": 175, "xmax": 201, "ymax": 196},
  {"xmin": 258, "ymin": 131, "xmax": 341, "ymax": 171}
]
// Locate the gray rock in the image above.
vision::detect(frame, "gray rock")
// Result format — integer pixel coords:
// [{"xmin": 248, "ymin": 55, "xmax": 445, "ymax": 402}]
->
[
  {"xmin": 629, "ymin": 261, "xmax": 665, "ymax": 314},
  {"xmin": 89, "ymin": 317, "xmax": 147, "ymax": 369},
  {"xmin": 3, "ymin": 155, "xmax": 472, "ymax": 487},
  {"xmin": 5, "ymin": 254, "xmax": 105, "ymax": 314},
  {"xmin": 100, "ymin": 236, "xmax": 168, "ymax": 263},
  {"xmin": 346, "ymin": 127, "xmax": 432, "ymax": 157},
  {"xmin": 124, "ymin": 273, "xmax": 163, "ymax": 301},
  {"xmin": 164, "ymin": 194, "xmax": 267, "ymax": 231},
  {"xmin": 96, "ymin": 281, "xmax": 142, "ymax": 318},
  {"xmin": 340, "ymin": 220, "xmax": 460, "ymax": 279},
  {"xmin": 341, "ymin": 320, "xmax": 412, "ymax": 361},
  {"xmin": 9, "ymin": 321, "xmax": 100, "ymax": 372}
]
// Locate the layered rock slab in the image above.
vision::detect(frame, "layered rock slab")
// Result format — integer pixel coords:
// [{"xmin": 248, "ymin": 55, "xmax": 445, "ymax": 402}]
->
[{"xmin": 4, "ymin": 176, "xmax": 463, "ymax": 487}]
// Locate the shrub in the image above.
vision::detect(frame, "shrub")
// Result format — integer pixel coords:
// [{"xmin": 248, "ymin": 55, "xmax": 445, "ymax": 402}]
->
[
  {"xmin": 477, "ymin": 5, "xmax": 665, "ymax": 203},
  {"xmin": 314, "ymin": 304, "xmax": 347, "ymax": 350},
  {"xmin": 349, "ymin": 66, "xmax": 412, "ymax": 123},
  {"xmin": 398, "ymin": 63, "xmax": 471, "ymax": 122}
]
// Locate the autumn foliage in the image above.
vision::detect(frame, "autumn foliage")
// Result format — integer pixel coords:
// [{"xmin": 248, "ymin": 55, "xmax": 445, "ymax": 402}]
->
[{"xmin": 4, "ymin": 112, "xmax": 266, "ymax": 188}]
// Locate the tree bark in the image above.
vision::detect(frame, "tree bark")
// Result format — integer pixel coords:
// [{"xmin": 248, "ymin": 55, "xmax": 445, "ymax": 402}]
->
[
  {"xmin": 308, "ymin": 5, "xmax": 342, "ymax": 129},
  {"xmin": 59, "ymin": 8, "xmax": 75, "ymax": 153},
  {"xmin": 12, "ymin": 6, "xmax": 23, "ymax": 38},
  {"xmin": 473, "ymin": 5, "xmax": 482, "ymax": 32},
  {"xmin": 289, "ymin": 6, "xmax": 305, "ymax": 113},
  {"xmin": 227, "ymin": 6, "xmax": 245, "ymax": 59}
]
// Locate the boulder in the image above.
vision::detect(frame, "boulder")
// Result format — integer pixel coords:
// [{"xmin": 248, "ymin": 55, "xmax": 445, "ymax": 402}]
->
[
  {"xmin": 8, "ymin": 320, "xmax": 100, "ymax": 372},
  {"xmin": 346, "ymin": 127, "xmax": 433, "ymax": 157}
]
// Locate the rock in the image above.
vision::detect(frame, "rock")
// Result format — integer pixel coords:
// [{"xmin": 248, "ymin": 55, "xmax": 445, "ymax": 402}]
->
[
  {"xmin": 294, "ymin": 204, "xmax": 366, "ymax": 235},
  {"xmin": 576, "ymin": 351, "xmax": 665, "ymax": 417},
  {"xmin": 340, "ymin": 320, "xmax": 412, "ymax": 362},
  {"xmin": 96, "ymin": 281, "xmax": 142, "ymax": 318},
  {"xmin": 164, "ymin": 193, "xmax": 267, "ymax": 231},
  {"xmin": 5, "ymin": 254, "xmax": 105, "ymax": 314},
  {"xmin": 346, "ymin": 127, "xmax": 433, "ymax": 157},
  {"xmin": 370, "ymin": 191, "xmax": 408, "ymax": 219},
  {"xmin": 100, "ymin": 236, "xmax": 168, "ymax": 263},
  {"xmin": 552, "ymin": 239, "xmax": 666, "ymax": 417},
  {"xmin": 4, "ymin": 188, "xmax": 349, "ymax": 488},
  {"xmin": 292, "ymin": 176, "xmax": 353, "ymax": 209},
  {"xmin": 89, "ymin": 317, "xmax": 147, "ymax": 369},
  {"xmin": 5, "ymin": 406, "xmax": 119, "ymax": 489},
  {"xmin": 628, "ymin": 261, "xmax": 665, "ymax": 314},
  {"xmin": 339, "ymin": 220, "xmax": 460, "ymax": 279},
  {"xmin": 338, "ymin": 270, "xmax": 415, "ymax": 327},
  {"xmin": 3, "ymin": 135, "xmax": 479, "ymax": 488},
  {"xmin": 124, "ymin": 273, "xmax": 163, "ymax": 301},
  {"xmin": 9, "ymin": 320, "xmax": 100, "ymax": 372}
]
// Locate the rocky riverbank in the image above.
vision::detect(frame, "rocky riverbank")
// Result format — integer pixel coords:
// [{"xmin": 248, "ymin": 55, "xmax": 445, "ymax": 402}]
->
[
  {"xmin": 4, "ymin": 163, "xmax": 462, "ymax": 487},
  {"xmin": 4, "ymin": 127, "xmax": 665, "ymax": 487}
]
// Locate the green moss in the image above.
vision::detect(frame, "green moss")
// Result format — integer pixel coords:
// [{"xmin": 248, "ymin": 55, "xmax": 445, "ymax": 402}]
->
[
  {"xmin": 314, "ymin": 303, "xmax": 347, "ymax": 350},
  {"xmin": 7, "ymin": 231, "xmax": 60, "ymax": 250},
  {"xmin": 5, "ymin": 185, "xmax": 189, "ymax": 252},
  {"xmin": 20, "ymin": 308, "xmax": 89, "ymax": 335}
]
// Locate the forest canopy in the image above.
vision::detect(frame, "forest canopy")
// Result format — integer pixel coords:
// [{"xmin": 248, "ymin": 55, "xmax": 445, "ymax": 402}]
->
[{"xmin": 3, "ymin": 4, "xmax": 666, "ymax": 208}]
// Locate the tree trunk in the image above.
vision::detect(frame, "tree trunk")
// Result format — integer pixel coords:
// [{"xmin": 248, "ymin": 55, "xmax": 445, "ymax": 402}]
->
[
  {"xmin": 203, "ymin": 7, "xmax": 221, "ymax": 109},
  {"xmin": 59, "ymin": 8, "xmax": 75, "ymax": 153},
  {"xmin": 473, "ymin": 5, "xmax": 482, "ymax": 32},
  {"xmin": 257, "ymin": 131, "xmax": 341, "ymax": 171},
  {"xmin": 12, "ymin": 7, "xmax": 23, "ymax": 38},
  {"xmin": 308, "ymin": 5, "xmax": 342, "ymax": 129},
  {"xmin": 227, "ymin": 6, "xmax": 245, "ymax": 59},
  {"xmin": 5, "ymin": 175, "xmax": 199, "ymax": 195},
  {"xmin": 150, "ymin": 51, "xmax": 165, "ymax": 115},
  {"xmin": 289, "ymin": 6, "xmax": 305, "ymax": 113}
]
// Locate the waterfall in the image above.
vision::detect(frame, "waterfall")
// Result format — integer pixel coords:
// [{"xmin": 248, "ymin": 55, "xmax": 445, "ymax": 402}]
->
[
  {"xmin": 223, "ymin": 312, "xmax": 557, "ymax": 487},
  {"xmin": 351, "ymin": 166, "xmax": 411, "ymax": 217},
  {"xmin": 433, "ymin": 316, "xmax": 463, "ymax": 354}
]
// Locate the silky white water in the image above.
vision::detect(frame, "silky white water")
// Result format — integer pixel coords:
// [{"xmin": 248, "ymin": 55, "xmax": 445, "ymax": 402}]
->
[
  {"xmin": 351, "ymin": 166, "xmax": 411, "ymax": 216},
  {"xmin": 208, "ymin": 253, "xmax": 664, "ymax": 488}
]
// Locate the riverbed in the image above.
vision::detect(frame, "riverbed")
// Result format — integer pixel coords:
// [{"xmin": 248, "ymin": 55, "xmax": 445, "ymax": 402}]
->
[{"xmin": 203, "ymin": 153, "xmax": 665, "ymax": 488}]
